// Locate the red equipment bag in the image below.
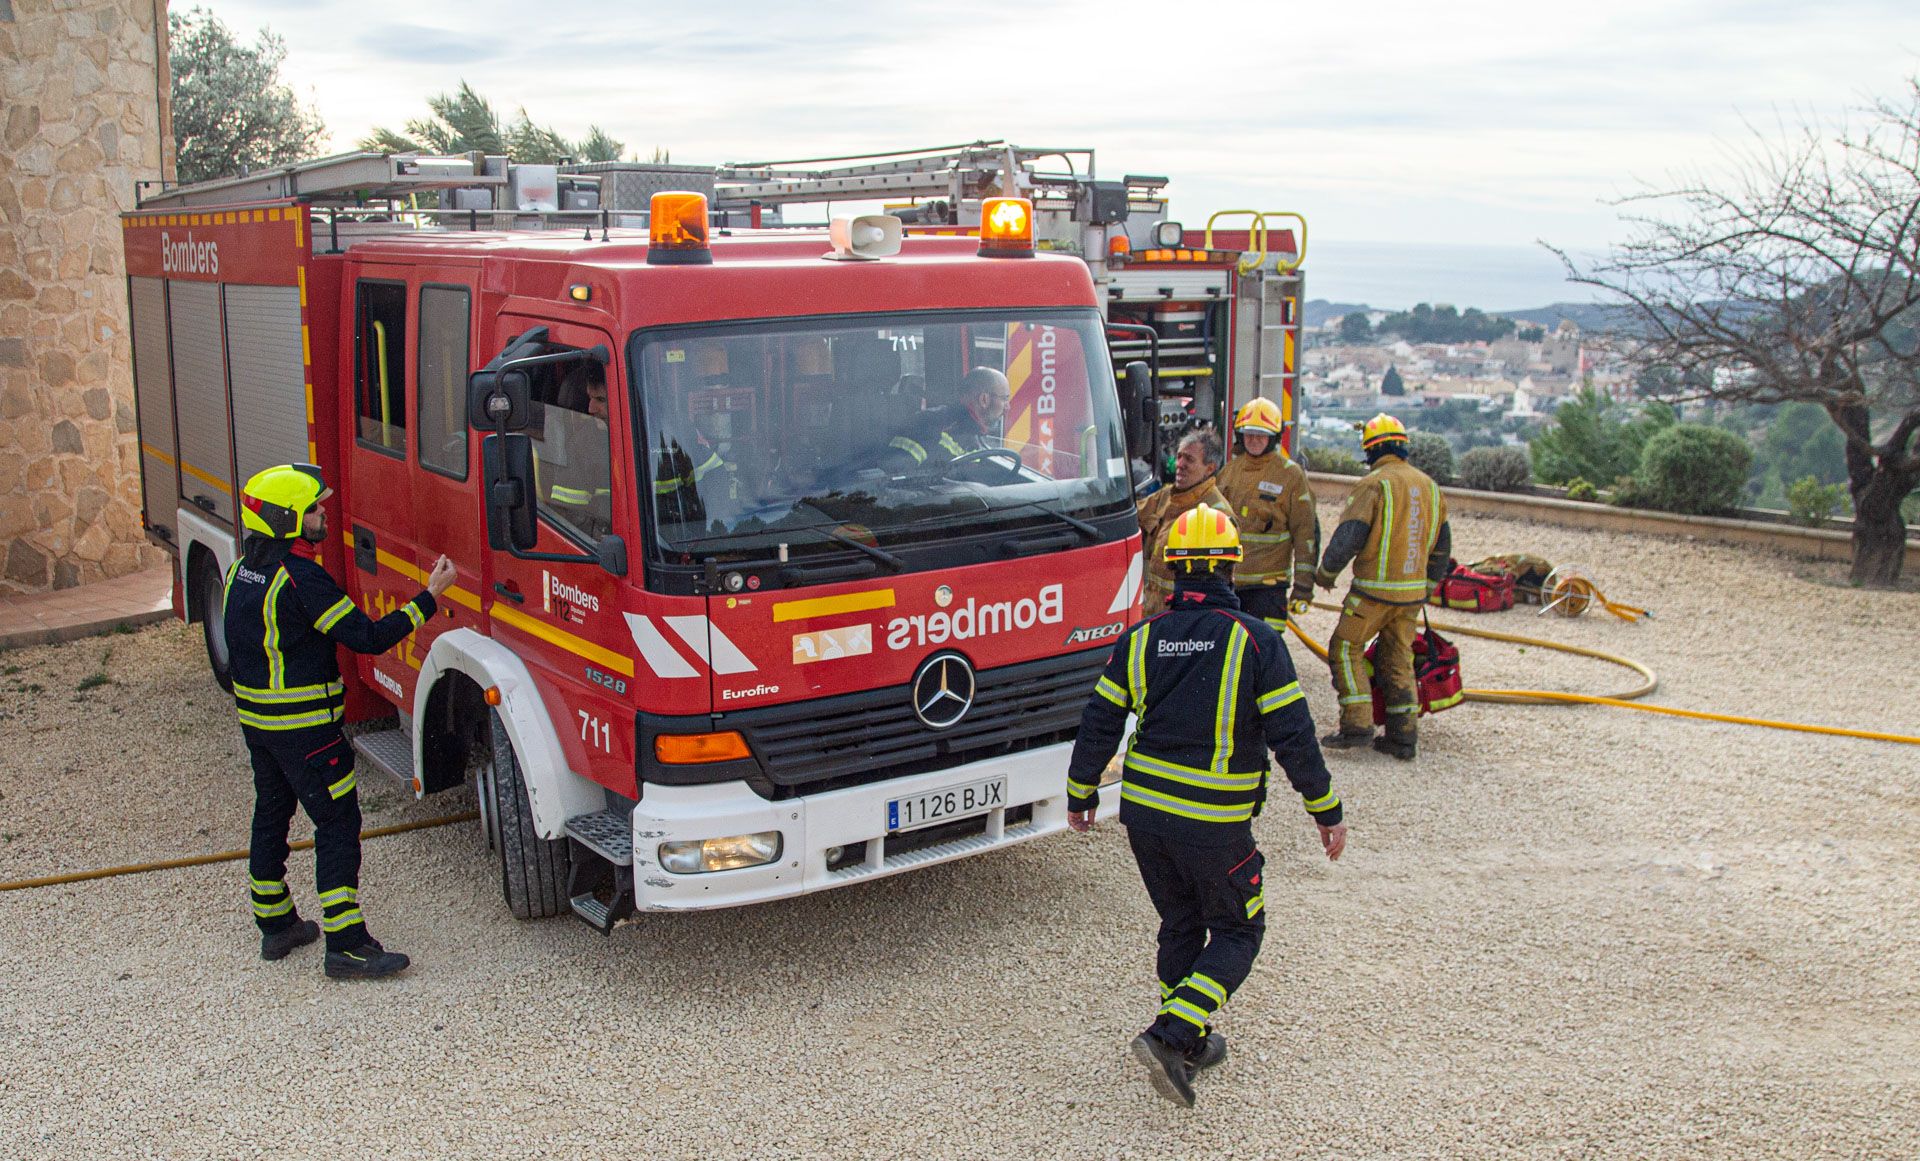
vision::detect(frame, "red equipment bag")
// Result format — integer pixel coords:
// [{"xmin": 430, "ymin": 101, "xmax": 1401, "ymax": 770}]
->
[
  {"xmin": 1427, "ymin": 559, "xmax": 1515, "ymax": 613},
  {"xmin": 1367, "ymin": 614, "xmax": 1466, "ymax": 724}
]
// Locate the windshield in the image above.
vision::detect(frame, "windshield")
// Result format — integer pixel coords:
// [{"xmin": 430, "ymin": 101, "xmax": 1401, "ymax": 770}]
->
[{"xmin": 630, "ymin": 310, "xmax": 1131, "ymax": 560}]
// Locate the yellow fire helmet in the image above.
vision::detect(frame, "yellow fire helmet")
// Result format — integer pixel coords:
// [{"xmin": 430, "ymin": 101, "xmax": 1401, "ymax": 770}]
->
[
  {"xmin": 1234, "ymin": 397, "xmax": 1285, "ymax": 438},
  {"xmin": 241, "ymin": 463, "xmax": 328, "ymax": 539},
  {"xmin": 1361, "ymin": 412, "xmax": 1409, "ymax": 451},
  {"xmin": 1164, "ymin": 503, "xmax": 1243, "ymax": 565}
]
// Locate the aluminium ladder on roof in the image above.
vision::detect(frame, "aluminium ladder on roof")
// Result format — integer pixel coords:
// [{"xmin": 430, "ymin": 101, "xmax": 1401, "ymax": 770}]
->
[{"xmin": 135, "ymin": 151, "xmax": 508, "ymax": 210}]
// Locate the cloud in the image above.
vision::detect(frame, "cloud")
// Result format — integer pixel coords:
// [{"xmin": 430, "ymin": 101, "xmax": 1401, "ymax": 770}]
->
[{"xmin": 352, "ymin": 23, "xmax": 507, "ymax": 65}]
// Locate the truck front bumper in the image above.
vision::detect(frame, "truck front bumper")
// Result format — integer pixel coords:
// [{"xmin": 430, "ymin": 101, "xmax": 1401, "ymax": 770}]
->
[{"xmin": 628, "ymin": 741, "xmax": 1118, "ymax": 911}]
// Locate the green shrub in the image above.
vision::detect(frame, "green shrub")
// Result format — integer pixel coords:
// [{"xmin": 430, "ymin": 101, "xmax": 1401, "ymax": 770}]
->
[
  {"xmin": 1633, "ymin": 424, "xmax": 1753, "ymax": 515},
  {"xmin": 1564, "ymin": 477, "xmax": 1598, "ymax": 502},
  {"xmin": 1786, "ymin": 475, "xmax": 1845, "ymax": 527},
  {"xmin": 1458, "ymin": 446, "xmax": 1532, "ymax": 492},
  {"xmin": 1304, "ymin": 446, "xmax": 1365, "ymax": 476},
  {"xmin": 1406, "ymin": 432, "xmax": 1455, "ymax": 485}
]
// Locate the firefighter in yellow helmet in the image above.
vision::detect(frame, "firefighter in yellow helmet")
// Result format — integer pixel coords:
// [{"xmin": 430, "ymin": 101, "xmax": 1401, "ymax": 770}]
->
[
  {"xmin": 1215, "ymin": 397, "xmax": 1318, "ymax": 631},
  {"xmin": 1313, "ymin": 414, "xmax": 1452, "ymax": 760},
  {"xmin": 1067, "ymin": 503, "xmax": 1346, "ymax": 1107},
  {"xmin": 1136, "ymin": 428, "xmax": 1231, "ymax": 609},
  {"xmin": 225, "ymin": 464, "xmax": 454, "ymax": 978}
]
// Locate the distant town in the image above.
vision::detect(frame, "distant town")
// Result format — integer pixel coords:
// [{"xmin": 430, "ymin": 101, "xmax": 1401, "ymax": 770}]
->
[{"xmin": 1295, "ymin": 299, "xmax": 1648, "ymax": 461}]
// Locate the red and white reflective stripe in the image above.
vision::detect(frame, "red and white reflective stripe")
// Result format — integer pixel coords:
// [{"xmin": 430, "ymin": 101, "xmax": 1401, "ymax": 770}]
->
[
  {"xmin": 664, "ymin": 615, "xmax": 758, "ymax": 675},
  {"xmin": 1106, "ymin": 551, "xmax": 1143, "ymax": 615},
  {"xmin": 623, "ymin": 613, "xmax": 760, "ymax": 678},
  {"xmin": 624, "ymin": 613, "xmax": 700, "ymax": 679}
]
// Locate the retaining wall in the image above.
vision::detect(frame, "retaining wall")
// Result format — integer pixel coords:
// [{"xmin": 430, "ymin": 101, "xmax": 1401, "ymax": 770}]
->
[{"xmin": 1304, "ymin": 473, "xmax": 1920, "ymax": 573}]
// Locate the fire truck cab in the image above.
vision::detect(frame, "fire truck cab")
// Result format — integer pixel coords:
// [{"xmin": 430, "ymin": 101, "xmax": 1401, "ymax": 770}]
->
[{"xmin": 123, "ymin": 153, "xmax": 1148, "ymax": 930}]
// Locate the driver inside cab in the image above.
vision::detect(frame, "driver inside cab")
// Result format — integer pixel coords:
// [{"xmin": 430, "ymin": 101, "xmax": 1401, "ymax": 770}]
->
[{"xmin": 879, "ymin": 366, "xmax": 1011, "ymax": 474}]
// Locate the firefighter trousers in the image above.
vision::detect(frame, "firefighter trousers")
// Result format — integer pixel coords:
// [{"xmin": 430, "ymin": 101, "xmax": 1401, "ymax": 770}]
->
[
  {"xmin": 1329, "ymin": 591, "xmax": 1420, "ymax": 735},
  {"xmin": 1128, "ymin": 827, "xmax": 1267, "ymax": 1051},
  {"xmin": 1235, "ymin": 585, "xmax": 1291, "ymax": 633},
  {"xmin": 245, "ymin": 728, "xmax": 369, "ymax": 953}
]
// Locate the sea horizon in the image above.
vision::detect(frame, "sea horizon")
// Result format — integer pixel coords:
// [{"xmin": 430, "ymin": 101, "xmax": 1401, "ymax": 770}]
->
[{"xmin": 1304, "ymin": 239, "xmax": 1609, "ymax": 314}]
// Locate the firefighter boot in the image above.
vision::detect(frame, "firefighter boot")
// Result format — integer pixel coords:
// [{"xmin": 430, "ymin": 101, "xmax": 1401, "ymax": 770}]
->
[
  {"xmin": 1130, "ymin": 1031, "xmax": 1197, "ymax": 1108},
  {"xmin": 1321, "ymin": 727, "xmax": 1375, "ymax": 750},
  {"xmin": 1373, "ymin": 718, "xmax": 1417, "ymax": 761},
  {"xmin": 324, "ymin": 938, "xmax": 411, "ymax": 981},
  {"xmin": 1189, "ymin": 1027, "xmax": 1228, "ymax": 1072},
  {"xmin": 260, "ymin": 918, "xmax": 319, "ymax": 962}
]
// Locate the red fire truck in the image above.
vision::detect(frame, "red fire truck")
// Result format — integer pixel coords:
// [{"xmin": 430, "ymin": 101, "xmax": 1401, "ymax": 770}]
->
[{"xmin": 122, "ymin": 152, "xmax": 1154, "ymax": 930}]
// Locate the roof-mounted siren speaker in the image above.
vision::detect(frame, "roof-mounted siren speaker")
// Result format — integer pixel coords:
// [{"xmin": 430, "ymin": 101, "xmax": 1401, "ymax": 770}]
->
[{"xmin": 824, "ymin": 213, "xmax": 902, "ymax": 261}]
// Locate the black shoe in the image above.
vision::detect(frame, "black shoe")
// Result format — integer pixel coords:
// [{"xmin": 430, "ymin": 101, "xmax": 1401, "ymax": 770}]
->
[
  {"xmin": 1373, "ymin": 734, "xmax": 1417, "ymax": 761},
  {"xmin": 1130, "ymin": 1032, "xmax": 1196, "ymax": 1108},
  {"xmin": 324, "ymin": 939, "xmax": 411, "ymax": 980},
  {"xmin": 260, "ymin": 919, "xmax": 319, "ymax": 962},
  {"xmin": 1321, "ymin": 728, "xmax": 1375, "ymax": 750},
  {"xmin": 1189, "ymin": 1029, "xmax": 1228, "ymax": 1072}
]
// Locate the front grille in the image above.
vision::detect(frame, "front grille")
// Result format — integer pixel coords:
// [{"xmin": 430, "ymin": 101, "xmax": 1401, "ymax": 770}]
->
[{"xmin": 729, "ymin": 648, "xmax": 1108, "ymax": 798}]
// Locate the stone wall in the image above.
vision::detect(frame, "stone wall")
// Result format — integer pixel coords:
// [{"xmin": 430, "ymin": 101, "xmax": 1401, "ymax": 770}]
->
[{"xmin": 0, "ymin": 0, "xmax": 171, "ymax": 594}]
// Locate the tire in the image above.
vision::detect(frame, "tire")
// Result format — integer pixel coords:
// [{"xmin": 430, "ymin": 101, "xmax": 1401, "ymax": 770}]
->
[
  {"xmin": 193, "ymin": 551, "xmax": 233, "ymax": 692},
  {"xmin": 484, "ymin": 708, "xmax": 571, "ymax": 920}
]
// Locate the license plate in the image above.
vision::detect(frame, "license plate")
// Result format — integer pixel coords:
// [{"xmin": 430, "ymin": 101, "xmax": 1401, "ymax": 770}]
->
[{"xmin": 887, "ymin": 777, "xmax": 1006, "ymax": 832}]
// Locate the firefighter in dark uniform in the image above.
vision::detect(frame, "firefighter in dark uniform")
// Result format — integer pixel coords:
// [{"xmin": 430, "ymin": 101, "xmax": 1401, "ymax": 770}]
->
[
  {"xmin": 879, "ymin": 366, "xmax": 1011, "ymax": 472},
  {"xmin": 225, "ymin": 464, "xmax": 454, "ymax": 979},
  {"xmin": 1066, "ymin": 503, "xmax": 1348, "ymax": 1107}
]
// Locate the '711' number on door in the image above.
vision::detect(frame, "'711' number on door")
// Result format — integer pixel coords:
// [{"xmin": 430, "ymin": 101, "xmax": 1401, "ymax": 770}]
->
[{"xmin": 578, "ymin": 710, "xmax": 612, "ymax": 753}]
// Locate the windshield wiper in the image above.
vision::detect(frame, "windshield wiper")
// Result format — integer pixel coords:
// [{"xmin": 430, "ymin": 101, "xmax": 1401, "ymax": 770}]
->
[{"xmin": 993, "ymin": 499, "xmax": 1102, "ymax": 541}]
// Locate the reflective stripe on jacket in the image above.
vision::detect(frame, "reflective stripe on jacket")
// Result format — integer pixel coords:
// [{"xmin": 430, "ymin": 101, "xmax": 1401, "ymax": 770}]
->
[
  {"xmin": 1217, "ymin": 450, "xmax": 1318, "ymax": 590},
  {"xmin": 1066, "ymin": 578, "xmax": 1341, "ymax": 844},
  {"xmin": 223, "ymin": 547, "xmax": 434, "ymax": 736},
  {"xmin": 1334, "ymin": 454, "xmax": 1448, "ymax": 604}
]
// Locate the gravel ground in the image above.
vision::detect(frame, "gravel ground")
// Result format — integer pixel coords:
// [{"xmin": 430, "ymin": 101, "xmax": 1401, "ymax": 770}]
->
[{"xmin": 1, "ymin": 511, "xmax": 1916, "ymax": 1160}]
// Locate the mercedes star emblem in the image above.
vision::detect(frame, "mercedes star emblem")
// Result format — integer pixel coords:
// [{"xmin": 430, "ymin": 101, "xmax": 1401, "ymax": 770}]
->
[{"xmin": 910, "ymin": 652, "xmax": 976, "ymax": 730}]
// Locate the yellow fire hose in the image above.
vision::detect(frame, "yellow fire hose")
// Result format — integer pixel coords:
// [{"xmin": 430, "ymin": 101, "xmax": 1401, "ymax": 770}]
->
[
  {"xmin": 0, "ymin": 812, "xmax": 478, "ymax": 894},
  {"xmin": 1287, "ymin": 604, "xmax": 1920, "ymax": 746}
]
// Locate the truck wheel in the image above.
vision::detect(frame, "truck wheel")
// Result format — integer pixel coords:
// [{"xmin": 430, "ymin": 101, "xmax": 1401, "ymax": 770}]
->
[
  {"xmin": 483, "ymin": 708, "xmax": 570, "ymax": 920},
  {"xmin": 192, "ymin": 551, "xmax": 233, "ymax": 692}
]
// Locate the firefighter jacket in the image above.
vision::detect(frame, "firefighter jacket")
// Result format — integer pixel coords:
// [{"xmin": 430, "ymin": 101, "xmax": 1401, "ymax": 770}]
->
[
  {"xmin": 1137, "ymin": 475, "xmax": 1231, "ymax": 607},
  {"xmin": 883, "ymin": 405, "xmax": 992, "ymax": 472},
  {"xmin": 222, "ymin": 541, "xmax": 435, "ymax": 737},
  {"xmin": 1217, "ymin": 448, "xmax": 1318, "ymax": 597},
  {"xmin": 1318, "ymin": 453, "xmax": 1452, "ymax": 606},
  {"xmin": 1066, "ymin": 573, "xmax": 1341, "ymax": 846}
]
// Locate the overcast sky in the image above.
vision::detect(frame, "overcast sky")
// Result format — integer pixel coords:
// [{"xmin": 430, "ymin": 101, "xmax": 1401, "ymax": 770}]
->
[{"xmin": 200, "ymin": 0, "xmax": 1919, "ymax": 253}]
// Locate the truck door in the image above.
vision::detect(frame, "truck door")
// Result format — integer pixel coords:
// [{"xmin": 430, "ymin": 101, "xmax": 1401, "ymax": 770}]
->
[
  {"xmin": 480, "ymin": 316, "xmax": 635, "ymax": 786},
  {"xmin": 408, "ymin": 279, "xmax": 486, "ymax": 659},
  {"xmin": 343, "ymin": 272, "xmax": 429, "ymax": 708}
]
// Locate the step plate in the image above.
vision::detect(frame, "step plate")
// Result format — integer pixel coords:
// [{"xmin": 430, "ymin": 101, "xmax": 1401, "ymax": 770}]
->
[
  {"xmin": 351, "ymin": 729, "xmax": 414, "ymax": 786},
  {"xmin": 566, "ymin": 809, "xmax": 633, "ymax": 865}
]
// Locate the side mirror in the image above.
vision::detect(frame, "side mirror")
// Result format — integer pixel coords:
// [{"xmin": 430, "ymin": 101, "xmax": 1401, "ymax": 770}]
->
[
  {"xmin": 469, "ymin": 367, "xmax": 533, "ymax": 432},
  {"xmin": 1122, "ymin": 360, "xmax": 1154, "ymax": 460},
  {"xmin": 595, "ymin": 534, "xmax": 628, "ymax": 577},
  {"xmin": 481, "ymin": 433, "xmax": 538, "ymax": 551}
]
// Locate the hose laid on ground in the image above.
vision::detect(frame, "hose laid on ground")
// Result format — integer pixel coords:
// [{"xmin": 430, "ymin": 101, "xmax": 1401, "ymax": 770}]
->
[
  {"xmin": 1285, "ymin": 606, "xmax": 1920, "ymax": 746},
  {"xmin": 0, "ymin": 812, "xmax": 478, "ymax": 894}
]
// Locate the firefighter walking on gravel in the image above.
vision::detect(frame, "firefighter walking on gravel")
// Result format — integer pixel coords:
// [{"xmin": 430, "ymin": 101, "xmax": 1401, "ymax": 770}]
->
[
  {"xmin": 1215, "ymin": 398, "xmax": 1318, "ymax": 631},
  {"xmin": 225, "ymin": 464, "xmax": 454, "ymax": 979},
  {"xmin": 1314, "ymin": 414, "xmax": 1452, "ymax": 760},
  {"xmin": 1066, "ymin": 504, "xmax": 1347, "ymax": 1108}
]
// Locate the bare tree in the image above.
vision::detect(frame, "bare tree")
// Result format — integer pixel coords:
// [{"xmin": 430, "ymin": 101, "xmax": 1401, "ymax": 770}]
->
[{"xmin": 1557, "ymin": 79, "xmax": 1920, "ymax": 585}]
